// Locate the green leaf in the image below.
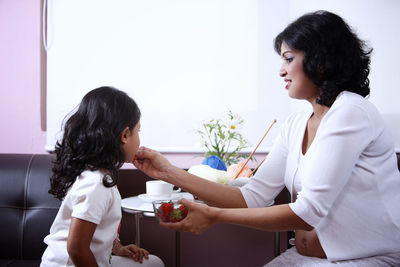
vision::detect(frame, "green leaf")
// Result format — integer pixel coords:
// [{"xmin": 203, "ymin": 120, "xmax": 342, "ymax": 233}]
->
[{"xmin": 195, "ymin": 109, "xmax": 251, "ymax": 166}]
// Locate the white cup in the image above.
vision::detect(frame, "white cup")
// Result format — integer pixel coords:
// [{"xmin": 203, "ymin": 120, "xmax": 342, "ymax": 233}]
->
[{"xmin": 146, "ymin": 180, "xmax": 181, "ymax": 198}]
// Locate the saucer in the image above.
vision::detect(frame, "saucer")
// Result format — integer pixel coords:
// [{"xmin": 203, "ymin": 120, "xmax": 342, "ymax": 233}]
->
[{"xmin": 138, "ymin": 193, "xmax": 182, "ymax": 202}]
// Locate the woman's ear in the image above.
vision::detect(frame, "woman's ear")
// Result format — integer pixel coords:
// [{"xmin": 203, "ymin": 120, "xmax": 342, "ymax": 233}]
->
[{"xmin": 120, "ymin": 126, "xmax": 131, "ymax": 144}]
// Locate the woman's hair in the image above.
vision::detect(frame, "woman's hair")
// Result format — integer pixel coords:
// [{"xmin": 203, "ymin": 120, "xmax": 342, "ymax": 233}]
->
[
  {"xmin": 49, "ymin": 86, "xmax": 141, "ymax": 200},
  {"xmin": 274, "ymin": 10, "xmax": 372, "ymax": 106}
]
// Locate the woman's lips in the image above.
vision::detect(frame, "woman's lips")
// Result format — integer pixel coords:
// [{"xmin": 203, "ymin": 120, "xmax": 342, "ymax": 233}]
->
[{"xmin": 284, "ymin": 79, "xmax": 291, "ymax": 89}]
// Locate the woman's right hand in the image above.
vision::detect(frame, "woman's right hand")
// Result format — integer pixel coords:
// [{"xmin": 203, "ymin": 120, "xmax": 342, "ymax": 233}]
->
[
  {"xmin": 133, "ymin": 146, "xmax": 174, "ymax": 180},
  {"xmin": 160, "ymin": 198, "xmax": 217, "ymax": 235}
]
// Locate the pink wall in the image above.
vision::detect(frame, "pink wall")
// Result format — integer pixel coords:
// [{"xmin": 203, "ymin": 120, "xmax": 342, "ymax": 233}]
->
[
  {"xmin": 0, "ymin": 0, "xmax": 46, "ymax": 154},
  {"xmin": 0, "ymin": 0, "xmax": 265, "ymax": 169}
]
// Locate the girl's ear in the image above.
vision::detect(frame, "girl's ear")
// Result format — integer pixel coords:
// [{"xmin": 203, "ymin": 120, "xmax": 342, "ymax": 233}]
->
[{"xmin": 120, "ymin": 126, "xmax": 131, "ymax": 144}]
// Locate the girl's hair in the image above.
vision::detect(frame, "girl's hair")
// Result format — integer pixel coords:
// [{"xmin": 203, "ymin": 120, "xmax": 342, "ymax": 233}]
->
[
  {"xmin": 274, "ymin": 10, "xmax": 372, "ymax": 106},
  {"xmin": 49, "ymin": 86, "xmax": 141, "ymax": 200}
]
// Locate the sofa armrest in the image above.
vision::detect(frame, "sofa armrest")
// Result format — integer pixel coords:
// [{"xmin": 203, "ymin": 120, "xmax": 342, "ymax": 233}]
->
[{"xmin": 0, "ymin": 154, "xmax": 61, "ymax": 261}]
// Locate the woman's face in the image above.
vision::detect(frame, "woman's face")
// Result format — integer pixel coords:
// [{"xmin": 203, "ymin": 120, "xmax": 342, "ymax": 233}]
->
[
  {"xmin": 279, "ymin": 41, "xmax": 318, "ymax": 102},
  {"xmin": 122, "ymin": 120, "xmax": 141, "ymax": 163}
]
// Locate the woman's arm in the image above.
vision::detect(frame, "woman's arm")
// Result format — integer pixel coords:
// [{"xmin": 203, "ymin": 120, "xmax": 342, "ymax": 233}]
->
[
  {"xmin": 161, "ymin": 198, "xmax": 312, "ymax": 234},
  {"xmin": 67, "ymin": 218, "xmax": 98, "ymax": 267},
  {"xmin": 134, "ymin": 147, "xmax": 247, "ymax": 208},
  {"xmin": 215, "ymin": 204, "xmax": 312, "ymax": 231},
  {"xmin": 166, "ymin": 166, "xmax": 247, "ymax": 208}
]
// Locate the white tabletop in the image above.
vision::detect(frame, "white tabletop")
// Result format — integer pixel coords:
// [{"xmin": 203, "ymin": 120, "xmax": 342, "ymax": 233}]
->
[{"xmin": 121, "ymin": 192, "xmax": 194, "ymax": 216}]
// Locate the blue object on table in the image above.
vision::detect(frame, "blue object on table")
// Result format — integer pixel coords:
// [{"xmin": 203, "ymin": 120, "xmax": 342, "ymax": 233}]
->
[{"xmin": 202, "ymin": 155, "xmax": 227, "ymax": 171}]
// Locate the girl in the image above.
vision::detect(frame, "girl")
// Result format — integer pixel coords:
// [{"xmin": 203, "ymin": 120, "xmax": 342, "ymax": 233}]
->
[{"xmin": 41, "ymin": 87, "xmax": 164, "ymax": 267}]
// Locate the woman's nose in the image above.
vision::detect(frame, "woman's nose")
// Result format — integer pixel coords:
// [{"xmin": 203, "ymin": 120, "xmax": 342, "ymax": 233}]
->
[{"xmin": 279, "ymin": 65, "xmax": 286, "ymax": 77}]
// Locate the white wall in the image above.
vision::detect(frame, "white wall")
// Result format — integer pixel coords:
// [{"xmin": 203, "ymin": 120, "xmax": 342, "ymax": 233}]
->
[
  {"xmin": 45, "ymin": 0, "xmax": 400, "ymax": 154},
  {"xmin": 46, "ymin": 0, "xmax": 291, "ymax": 153}
]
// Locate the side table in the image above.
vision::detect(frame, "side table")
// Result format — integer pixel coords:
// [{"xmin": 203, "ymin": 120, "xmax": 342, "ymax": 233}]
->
[{"xmin": 121, "ymin": 192, "xmax": 194, "ymax": 247}]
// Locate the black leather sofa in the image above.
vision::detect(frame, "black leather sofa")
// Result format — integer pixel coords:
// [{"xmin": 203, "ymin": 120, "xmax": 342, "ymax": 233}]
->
[{"xmin": 0, "ymin": 154, "xmax": 61, "ymax": 267}]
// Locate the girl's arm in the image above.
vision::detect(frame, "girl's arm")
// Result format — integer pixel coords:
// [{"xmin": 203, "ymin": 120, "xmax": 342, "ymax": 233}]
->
[
  {"xmin": 134, "ymin": 147, "xmax": 247, "ymax": 208},
  {"xmin": 112, "ymin": 241, "xmax": 149, "ymax": 263},
  {"xmin": 161, "ymin": 198, "xmax": 312, "ymax": 234},
  {"xmin": 67, "ymin": 218, "xmax": 98, "ymax": 267}
]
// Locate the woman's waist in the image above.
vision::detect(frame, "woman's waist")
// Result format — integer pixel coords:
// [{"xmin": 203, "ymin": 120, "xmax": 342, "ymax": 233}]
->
[{"xmin": 295, "ymin": 230, "xmax": 326, "ymax": 258}]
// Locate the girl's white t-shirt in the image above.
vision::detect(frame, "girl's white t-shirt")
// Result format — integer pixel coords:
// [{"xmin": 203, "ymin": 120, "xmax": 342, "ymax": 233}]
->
[{"xmin": 41, "ymin": 170, "xmax": 122, "ymax": 267}]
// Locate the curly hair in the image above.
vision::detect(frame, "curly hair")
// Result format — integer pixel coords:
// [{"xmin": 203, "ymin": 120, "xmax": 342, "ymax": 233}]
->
[
  {"xmin": 274, "ymin": 10, "xmax": 372, "ymax": 106},
  {"xmin": 49, "ymin": 86, "xmax": 141, "ymax": 200}
]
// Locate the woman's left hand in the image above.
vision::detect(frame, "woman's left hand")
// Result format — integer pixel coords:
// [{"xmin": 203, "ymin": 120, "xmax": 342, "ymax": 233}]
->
[
  {"xmin": 160, "ymin": 198, "xmax": 217, "ymax": 235},
  {"xmin": 116, "ymin": 244, "xmax": 149, "ymax": 263}
]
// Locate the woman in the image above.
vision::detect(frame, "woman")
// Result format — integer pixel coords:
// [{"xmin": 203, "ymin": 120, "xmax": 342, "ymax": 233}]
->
[{"xmin": 133, "ymin": 11, "xmax": 400, "ymax": 265}]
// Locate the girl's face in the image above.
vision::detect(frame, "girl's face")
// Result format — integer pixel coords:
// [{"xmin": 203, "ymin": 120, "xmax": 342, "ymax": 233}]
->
[
  {"xmin": 121, "ymin": 120, "xmax": 141, "ymax": 163},
  {"xmin": 279, "ymin": 41, "xmax": 319, "ymax": 102}
]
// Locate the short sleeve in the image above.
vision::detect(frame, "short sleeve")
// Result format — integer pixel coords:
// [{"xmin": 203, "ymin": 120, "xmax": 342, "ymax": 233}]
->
[{"xmin": 70, "ymin": 177, "xmax": 112, "ymax": 225}]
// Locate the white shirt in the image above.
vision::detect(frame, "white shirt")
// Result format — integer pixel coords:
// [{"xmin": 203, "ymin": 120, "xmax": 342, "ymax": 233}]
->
[
  {"xmin": 240, "ymin": 91, "xmax": 400, "ymax": 261},
  {"xmin": 41, "ymin": 170, "xmax": 122, "ymax": 267}
]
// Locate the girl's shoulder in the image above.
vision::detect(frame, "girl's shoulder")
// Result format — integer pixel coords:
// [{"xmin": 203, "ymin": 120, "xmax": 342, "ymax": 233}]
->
[
  {"xmin": 78, "ymin": 169, "xmax": 105, "ymax": 184},
  {"xmin": 66, "ymin": 170, "xmax": 120, "ymax": 225},
  {"xmin": 70, "ymin": 170, "xmax": 115, "ymax": 195}
]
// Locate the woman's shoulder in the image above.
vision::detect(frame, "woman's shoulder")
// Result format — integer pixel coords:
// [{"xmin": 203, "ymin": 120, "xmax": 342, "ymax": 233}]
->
[
  {"xmin": 322, "ymin": 91, "xmax": 387, "ymax": 141},
  {"xmin": 330, "ymin": 91, "xmax": 383, "ymax": 123},
  {"xmin": 334, "ymin": 91, "xmax": 377, "ymax": 112}
]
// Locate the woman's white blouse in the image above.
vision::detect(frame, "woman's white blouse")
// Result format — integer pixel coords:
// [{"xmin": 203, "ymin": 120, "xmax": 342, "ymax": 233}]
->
[{"xmin": 240, "ymin": 91, "xmax": 400, "ymax": 261}]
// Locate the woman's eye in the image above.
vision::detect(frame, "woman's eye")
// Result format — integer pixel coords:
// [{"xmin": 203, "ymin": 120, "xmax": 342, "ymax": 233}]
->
[{"xmin": 285, "ymin": 57, "xmax": 294, "ymax": 63}]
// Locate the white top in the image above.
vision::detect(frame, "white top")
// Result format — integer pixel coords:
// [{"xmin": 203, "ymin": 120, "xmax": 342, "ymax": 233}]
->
[
  {"xmin": 240, "ymin": 91, "xmax": 400, "ymax": 261},
  {"xmin": 41, "ymin": 170, "xmax": 122, "ymax": 267}
]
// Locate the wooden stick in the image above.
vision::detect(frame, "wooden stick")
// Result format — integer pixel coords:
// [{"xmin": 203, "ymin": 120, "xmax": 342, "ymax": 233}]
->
[
  {"xmin": 234, "ymin": 119, "xmax": 277, "ymax": 179},
  {"xmin": 250, "ymin": 156, "xmax": 266, "ymax": 176}
]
